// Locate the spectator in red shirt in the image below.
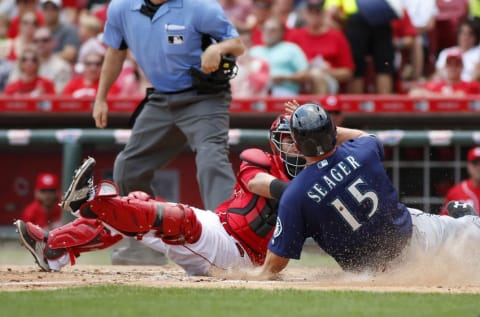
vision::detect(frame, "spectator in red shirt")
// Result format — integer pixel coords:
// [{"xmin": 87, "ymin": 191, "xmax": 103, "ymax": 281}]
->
[
  {"xmin": 408, "ymin": 50, "xmax": 480, "ymax": 97},
  {"xmin": 3, "ymin": 46, "xmax": 56, "ymax": 95},
  {"xmin": 7, "ymin": 0, "xmax": 44, "ymax": 39},
  {"xmin": 63, "ymin": 50, "xmax": 121, "ymax": 98},
  {"xmin": 440, "ymin": 146, "xmax": 480, "ymax": 216},
  {"xmin": 21, "ymin": 172, "xmax": 62, "ymax": 230},
  {"xmin": 5, "ymin": 9, "xmax": 39, "ymax": 61},
  {"xmin": 246, "ymin": 0, "xmax": 274, "ymax": 45},
  {"xmin": 8, "ymin": 26, "xmax": 73, "ymax": 93},
  {"xmin": 287, "ymin": 0, "xmax": 354, "ymax": 94}
]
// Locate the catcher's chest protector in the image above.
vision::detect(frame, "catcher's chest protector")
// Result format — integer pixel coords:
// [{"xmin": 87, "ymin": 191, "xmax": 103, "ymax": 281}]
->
[{"xmin": 222, "ymin": 156, "xmax": 290, "ymax": 262}]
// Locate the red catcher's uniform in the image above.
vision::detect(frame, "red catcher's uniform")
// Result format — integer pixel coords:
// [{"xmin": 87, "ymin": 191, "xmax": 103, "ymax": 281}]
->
[
  {"xmin": 441, "ymin": 180, "xmax": 480, "ymax": 215},
  {"xmin": 216, "ymin": 150, "xmax": 289, "ymax": 265},
  {"xmin": 33, "ymin": 149, "xmax": 292, "ymax": 272},
  {"xmin": 21, "ymin": 200, "xmax": 62, "ymax": 230}
]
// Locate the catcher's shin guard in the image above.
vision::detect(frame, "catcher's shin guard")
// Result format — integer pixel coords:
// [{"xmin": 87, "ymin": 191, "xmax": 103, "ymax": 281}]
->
[
  {"xmin": 46, "ymin": 217, "xmax": 122, "ymax": 265},
  {"xmin": 79, "ymin": 195, "xmax": 160, "ymax": 238},
  {"xmin": 78, "ymin": 180, "xmax": 202, "ymax": 244},
  {"xmin": 76, "ymin": 180, "xmax": 157, "ymax": 237}
]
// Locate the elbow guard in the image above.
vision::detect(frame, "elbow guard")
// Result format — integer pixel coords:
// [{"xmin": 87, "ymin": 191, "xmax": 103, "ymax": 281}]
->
[{"xmin": 240, "ymin": 148, "xmax": 272, "ymax": 169}]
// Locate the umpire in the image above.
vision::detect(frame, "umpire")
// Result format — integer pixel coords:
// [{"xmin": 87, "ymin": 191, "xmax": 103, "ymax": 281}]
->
[{"xmin": 93, "ymin": 0, "xmax": 245, "ymax": 210}]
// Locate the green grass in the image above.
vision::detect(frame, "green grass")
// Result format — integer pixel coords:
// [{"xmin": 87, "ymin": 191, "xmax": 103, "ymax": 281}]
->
[
  {"xmin": 2, "ymin": 240, "xmax": 480, "ymax": 316},
  {"xmin": 1, "ymin": 286, "xmax": 479, "ymax": 317},
  {"xmin": 0, "ymin": 239, "xmax": 115, "ymax": 265},
  {"xmin": 2, "ymin": 239, "xmax": 480, "ymax": 317}
]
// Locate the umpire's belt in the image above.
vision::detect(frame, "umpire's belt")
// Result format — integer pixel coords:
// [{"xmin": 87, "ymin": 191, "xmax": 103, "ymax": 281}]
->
[{"xmin": 154, "ymin": 87, "xmax": 195, "ymax": 95}]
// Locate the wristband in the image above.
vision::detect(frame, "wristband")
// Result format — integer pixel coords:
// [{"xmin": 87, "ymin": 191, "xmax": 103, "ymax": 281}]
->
[{"xmin": 269, "ymin": 179, "xmax": 288, "ymax": 200}]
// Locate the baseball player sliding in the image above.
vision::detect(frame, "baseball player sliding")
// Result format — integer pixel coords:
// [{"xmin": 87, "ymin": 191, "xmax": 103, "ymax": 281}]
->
[
  {"xmin": 15, "ymin": 114, "xmax": 305, "ymax": 275},
  {"xmin": 261, "ymin": 103, "xmax": 480, "ymax": 278}
]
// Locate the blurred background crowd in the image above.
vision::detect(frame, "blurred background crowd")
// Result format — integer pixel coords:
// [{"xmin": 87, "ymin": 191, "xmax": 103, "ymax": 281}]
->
[{"xmin": 0, "ymin": 0, "xmax": 479, "ymax": 98}]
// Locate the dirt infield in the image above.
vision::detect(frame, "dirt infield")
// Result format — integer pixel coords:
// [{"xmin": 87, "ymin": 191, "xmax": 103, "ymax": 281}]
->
[
  {"xmin": 2, "ymin": 264, "xmax": 480, "ymax": 293},
  {"xmin": 3, "ymin": 238, "xmax": 480, "ymax": 294}
]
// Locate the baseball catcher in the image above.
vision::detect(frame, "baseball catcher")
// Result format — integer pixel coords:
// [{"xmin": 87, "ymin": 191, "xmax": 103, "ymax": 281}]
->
[{"xmin": 15, "ymin": 113, "xmax": 305, "ymax": 275}]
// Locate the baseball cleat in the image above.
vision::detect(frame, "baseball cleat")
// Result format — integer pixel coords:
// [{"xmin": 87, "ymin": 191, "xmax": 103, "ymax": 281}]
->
[
  {"xmin": 61, "ymin": 156, "xmax": 96, "ymax": 213},
  {"xmin": 446, "ymin": 201, "xmax": 478, "ymax": 218},
  {"xmin": 15, "ymin": 220, "xmax": 51, "ymax": 272}
]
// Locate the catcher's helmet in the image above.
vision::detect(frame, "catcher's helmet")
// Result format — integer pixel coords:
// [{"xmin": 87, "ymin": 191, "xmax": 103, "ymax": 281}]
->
[
  {"xmin": 269, "ymin": 113, "xmax": 306, "ymax": 178},
  {"xmin": 290, "ymin": 103, "xmax": 337, "ymax": 156}
]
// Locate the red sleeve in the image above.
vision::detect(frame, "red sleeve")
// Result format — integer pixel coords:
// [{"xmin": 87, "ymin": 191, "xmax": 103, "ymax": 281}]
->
[
  {"xmin": 36, "ymin": 11, "xmax": 45, "ymax": 27},
  {"xmin": 7, "ymin": 16, "xmax": 19, "ymax": 39},
  {"xmin": 42, "ymin": 78, "xmax": 56, "ymax": 94},
  {"xmin": 333, "ymin": 30, "xmax": 355, "ymax": 70},
  {"xmin": 62, "ymin": 79, "xmax": 76, "ymax": 95},
  {"xmin": 22, "ymin": 203, "xmax": 37, "ymax": 223},
  {"xmin": 3, "ymin": 82, "xmax": 18, "ymax": 95},
  {"xmin": 284, "ymin": 28, "xmax": 300, "ymax": 44},
  {"xmin": 21, "ymin": 202, "xmax": 46, "ymax": 227},
  {"xmin": 236, "ymin": 161, "xmax": 268, "ymax": 191},
  {"xmin": 251, "ymin": 26, "xmax": 264, "ymax": 46},
  {"xmin": 107, "ymin": 83, "xmax": 122, "ymax": 96},
  {"xmin": 441, "ymin": 184, "xmax": 463, "ymax": 215},
  {"xmin": 391, "ymin": 10, "xmax": 417, "ymax": 38},
  {"xmin": 467, "ymin": 81, "xmax": 480, "ymax": 94}
]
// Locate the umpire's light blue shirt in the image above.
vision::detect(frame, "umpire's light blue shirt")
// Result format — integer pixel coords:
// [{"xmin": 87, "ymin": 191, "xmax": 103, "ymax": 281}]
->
[{"xmin": 103, "ymin": 0, "xmax": 239, "ymax": 92}]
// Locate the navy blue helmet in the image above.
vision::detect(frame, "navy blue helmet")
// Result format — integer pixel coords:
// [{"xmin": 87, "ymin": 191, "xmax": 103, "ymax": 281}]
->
[{"xmin": 290, "ymin": 103, "xmax": 337, "ymax": 156}]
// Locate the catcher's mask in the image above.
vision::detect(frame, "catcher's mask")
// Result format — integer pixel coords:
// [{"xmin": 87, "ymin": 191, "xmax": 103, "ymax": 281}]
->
[{"xmin": 269, "ymin": 113, "xmax": 306, "ymax": 178}]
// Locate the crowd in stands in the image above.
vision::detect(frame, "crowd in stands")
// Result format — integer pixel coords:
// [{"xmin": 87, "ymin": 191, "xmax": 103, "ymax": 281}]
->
[
  {"xmin": 0, "ymin": 0, "xmax": 479, "ymax": 98},
  {"xmin": 227, "ymin": 0, "xmax": 480, "ymax": 97},
  {"xmin": 0, "ymin": 0, "xmax": 143, "ymax": 96}
]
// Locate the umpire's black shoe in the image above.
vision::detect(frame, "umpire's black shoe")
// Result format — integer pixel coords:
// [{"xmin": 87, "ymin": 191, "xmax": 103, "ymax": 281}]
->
[
  {"xmin": 61, "ymin": 157, "xmax": 96, "ymax": 214},
  {"xmin": 15, "ymin": 220, "xmax": 50, "ymax": 272},
  {"xmin": 446, "ymin": 201, "xmax": 478, "ymax": 218}
]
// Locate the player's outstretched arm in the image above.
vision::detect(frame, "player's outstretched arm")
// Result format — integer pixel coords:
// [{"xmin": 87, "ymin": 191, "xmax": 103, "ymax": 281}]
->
[
  {"xmin": 259, "ymin": 250, "xmax": 290, "ymax": 280},
  {"xmin": 336, "ymin": 127, "xmax": 369, "ymax": 145},
  {"xmin": 247, "ymin": 172, "xmax": 288, "ymax": 200}
]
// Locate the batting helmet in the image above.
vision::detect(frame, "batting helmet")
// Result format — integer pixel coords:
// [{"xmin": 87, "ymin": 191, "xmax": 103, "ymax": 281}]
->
[{"xmin": 290, "ymin": 103, "xmax": 337, "ymax": 156}]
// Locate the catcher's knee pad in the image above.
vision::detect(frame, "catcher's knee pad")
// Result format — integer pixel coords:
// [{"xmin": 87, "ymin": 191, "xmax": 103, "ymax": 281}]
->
[
  {"xmin": 79, "ymin": 195, "xmax": 161, "ymax": 238},
  {"xmin": 46, "ymin": 218, "xmax": 122, "ymax": 264},
  {"xmin": 160, "ymin": 204, "xmax": 202, "ymax": 245}
]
